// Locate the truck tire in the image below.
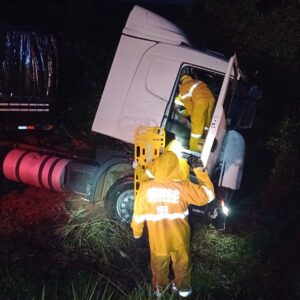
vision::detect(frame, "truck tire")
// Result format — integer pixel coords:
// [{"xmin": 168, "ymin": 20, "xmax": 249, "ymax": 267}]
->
[{"xmin": 104, "ymin": 176, "xmax": 134, "ymax": 224}]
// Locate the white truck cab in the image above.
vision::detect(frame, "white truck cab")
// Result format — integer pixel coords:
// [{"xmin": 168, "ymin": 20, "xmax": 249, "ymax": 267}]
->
[{"xmin": 92, "ymin": 5, "xmax": 256, "ymax": 195}]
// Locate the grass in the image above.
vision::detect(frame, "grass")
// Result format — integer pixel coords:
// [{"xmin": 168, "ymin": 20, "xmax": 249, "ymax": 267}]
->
[
  {"xmin": 0, "ymin": 266, "xmax": 109, "ymax": 300},
  {"xmin": 190, "ymin": 224, "xmax": 270, "ymax": 299},
  {"xmin": 0, "ymin": 207, "xmax": 294, "ymax": 299},
  {"xmin": 57, "ymin": 208, "xmax": 134, "ymax": 263}
]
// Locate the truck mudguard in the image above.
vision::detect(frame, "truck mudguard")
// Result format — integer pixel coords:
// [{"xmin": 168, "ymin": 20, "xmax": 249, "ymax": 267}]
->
[
  {"xmin": 63, "ymin": 148, "xmax": 132, "ymax": 202},
  {"xmin": 88, "ymin": 149, "xmax": 132, "ymax": 202}
]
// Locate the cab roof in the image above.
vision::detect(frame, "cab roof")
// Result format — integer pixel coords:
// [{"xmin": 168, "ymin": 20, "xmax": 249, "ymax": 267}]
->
[{"xmin": 122, "ymin": 5, "xmax": 191, "ymax": 46}]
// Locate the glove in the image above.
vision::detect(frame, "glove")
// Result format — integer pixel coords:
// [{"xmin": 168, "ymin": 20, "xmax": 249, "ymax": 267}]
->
[
  {"xmin": 187, "ymin": 154, "xmax": 203, "ymax": 170},
  {"xmin": 132, "ymin": 160, "xmax": 139, "ymax": 169},
  {"xmin": 206, "ymin": 199, "xmax": 220, "ymax": 219},
  {"xmin": 174, "ymin": 95, "xmax": 184, "ymax": 106},
  {"xmin": 207, "ymin": 207, "xmax": 218, "ymax": 219}
]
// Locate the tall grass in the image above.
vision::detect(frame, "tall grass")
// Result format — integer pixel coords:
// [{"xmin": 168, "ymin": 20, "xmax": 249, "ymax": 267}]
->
[
  {"xmin": 0, "ymin": 207, "xmax": 277, "ymax": 299},
  {"xmin": 0, "ymin": 265, "xmax": 114, "ymax": 300},
  {"xmin": 55, "ymin": 207, "xmax": 150, "ymax": 297},
  {"xmin": 57, "ymin": 208, "xmax": 133, "ymax": 264}
]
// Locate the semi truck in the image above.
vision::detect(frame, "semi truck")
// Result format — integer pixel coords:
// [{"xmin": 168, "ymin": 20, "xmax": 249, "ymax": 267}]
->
[{"xmin": 1, "ymin": 5, "xmax": 259, "ymax": 226}]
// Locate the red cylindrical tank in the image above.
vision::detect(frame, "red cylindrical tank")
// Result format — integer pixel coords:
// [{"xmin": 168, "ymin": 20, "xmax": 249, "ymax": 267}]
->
[{"xmin": 2, "ymin": 149, "xmax": 72, "ymax": 192}]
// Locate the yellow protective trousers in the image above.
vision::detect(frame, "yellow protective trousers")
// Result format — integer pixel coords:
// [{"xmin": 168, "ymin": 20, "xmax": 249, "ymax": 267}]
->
[
  {"xmin": 189, "ymin": 136, "xmax": 201, "ymax": 152},
  {"xmin": 190, "ymin": 91, "xmax": 215, "ymax": 151},
  {"xmin": 151, "ymin": 246, "xmax": 191, "ymax": 291}
]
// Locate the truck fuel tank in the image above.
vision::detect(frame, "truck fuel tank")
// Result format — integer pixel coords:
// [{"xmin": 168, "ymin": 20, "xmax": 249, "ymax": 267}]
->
[{"xmin": 3, "ymin": 149, "xmax": 72, "ymax": 192}]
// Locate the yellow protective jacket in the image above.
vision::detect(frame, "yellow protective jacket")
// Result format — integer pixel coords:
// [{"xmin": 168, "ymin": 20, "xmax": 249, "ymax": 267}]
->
[
  {"xmin": 179, "ymin": 79, "xmax": 215, "ymax": 147},
  {"xmin": 131, "ymin": 151, "xmax": 215, "ymax": 256}
]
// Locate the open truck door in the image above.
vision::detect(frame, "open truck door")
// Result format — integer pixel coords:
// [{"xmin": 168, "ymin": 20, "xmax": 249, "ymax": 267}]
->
[{"xmin": 201, "ymin": 54, "xmax": 239, "ymax": 171}]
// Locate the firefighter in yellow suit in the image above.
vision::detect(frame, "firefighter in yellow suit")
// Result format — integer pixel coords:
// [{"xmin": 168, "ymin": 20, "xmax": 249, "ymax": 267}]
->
[
  {"xmin": 131, "ymin": 151, "xmax": 215, "ymax": 298},
  {"xmin": 175, "ymin": 75, "xmax": 216, "ymax": 152}
]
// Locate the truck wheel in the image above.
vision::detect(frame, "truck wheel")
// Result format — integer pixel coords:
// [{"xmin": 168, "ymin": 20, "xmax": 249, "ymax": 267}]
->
[{"xmin": 104, "ymin": 176, "xmax": 134, "ymax": 224}]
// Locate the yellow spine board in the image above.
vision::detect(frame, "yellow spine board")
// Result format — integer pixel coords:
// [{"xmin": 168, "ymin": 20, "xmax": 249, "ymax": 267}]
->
[{"xmin": 134, "ymin": 126, "xmax": 165, "ymax": 196}]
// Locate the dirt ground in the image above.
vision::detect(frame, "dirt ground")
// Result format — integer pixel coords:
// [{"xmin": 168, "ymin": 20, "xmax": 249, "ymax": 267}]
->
[
  {"xmin": 0, "ymin": 184, "xmax": 107, "ymax": 235},
  {"xmin": 0, "ymin": 186, "xmax": 68, "ymax": 234}
]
